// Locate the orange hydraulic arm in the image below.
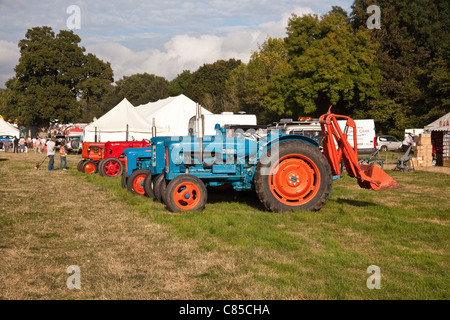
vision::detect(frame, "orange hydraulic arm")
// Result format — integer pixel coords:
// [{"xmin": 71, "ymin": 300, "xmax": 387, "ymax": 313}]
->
[{"xmin": 319, "ymin": 108, "xmax": 400, "ymax": 190}]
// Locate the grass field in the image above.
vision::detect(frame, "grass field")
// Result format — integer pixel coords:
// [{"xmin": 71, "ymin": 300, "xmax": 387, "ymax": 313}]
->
[{"xmin": 0, "ymin": 151, "xmax": 448, "ymax": 300}]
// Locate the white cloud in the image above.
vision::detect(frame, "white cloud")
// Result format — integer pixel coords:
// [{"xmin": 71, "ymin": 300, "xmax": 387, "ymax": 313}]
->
[
  {"xmin": 87, "ymin": 7, "xmax": 313, "ymax": 81},
  {"xmin": 0, "ymin": 40, "xmax": 20, "ymax": 86}
]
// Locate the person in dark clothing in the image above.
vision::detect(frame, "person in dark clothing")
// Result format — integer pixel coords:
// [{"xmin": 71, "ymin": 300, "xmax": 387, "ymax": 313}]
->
[{"xmin": 13, "ymin": 136, "xmax": 19, "ymax": 153}]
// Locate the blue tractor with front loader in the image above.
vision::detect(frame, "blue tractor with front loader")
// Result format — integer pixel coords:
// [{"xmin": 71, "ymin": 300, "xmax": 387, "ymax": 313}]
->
[{"xmin": 123, "ymin": 106, "xmax": 400, "ymax": 212}]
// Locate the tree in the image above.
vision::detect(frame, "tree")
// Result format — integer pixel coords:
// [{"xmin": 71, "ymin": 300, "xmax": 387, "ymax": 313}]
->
[
  {"xmin": 4, "ymin": 26, "xmax": 113, "ymax": 128},
  {"xmin": 226, "ymin": 38, "xmax": 293, "ymax": 124},
  {"xmin": 170, "ymin": 59, "xmax": 242, "ymax": 113},
  {"xmin": 351, "ymin": 0, "xmax": 449, "ymax": 135},
  {"xmin": 284, "ymin": 11, "xmax": 382, "ymax": 118}
]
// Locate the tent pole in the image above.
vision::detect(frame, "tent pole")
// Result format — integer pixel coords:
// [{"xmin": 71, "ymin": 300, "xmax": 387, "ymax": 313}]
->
[
  {"xmin": 126, "ymin": 124, "xmax": 129, "ymax": 142},
  {"xmin": 152, "ymin": 117, "xmax": 157, "ymax": 137},
  {"xmin": 95, "ymin": 127, "xmax": 97, "ymax": 142}
]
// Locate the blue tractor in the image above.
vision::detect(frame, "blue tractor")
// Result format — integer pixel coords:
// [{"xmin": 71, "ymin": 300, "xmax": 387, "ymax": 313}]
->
[
  {"xmin": 124, "ymin": 127, "xmax": 333, "ymax": 213},
  {"xmin": 123, "ymin": 107, "xmax": 399, "ymax": 212}
]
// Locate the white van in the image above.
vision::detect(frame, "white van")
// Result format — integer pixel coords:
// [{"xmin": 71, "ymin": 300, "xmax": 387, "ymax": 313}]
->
[
  {"xmin": 188, "ymin": 112, "xmax": 257, "ymax": 136},
  {"xmin": 337, "ymin": 119, "xmax": 376, "ymax": 154}
]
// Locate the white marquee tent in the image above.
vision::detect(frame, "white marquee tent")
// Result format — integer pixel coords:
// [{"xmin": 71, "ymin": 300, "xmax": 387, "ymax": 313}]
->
[
  {"xmin": 425, "ymin": 112, "xmax": 450, "ymax": 132},
  {"xmin": 84, "ymin": 98, "xmax": 160, "ymax": 142},
  {"xmin": 0, "ymin": 117, "xmax": 20, "ymax": 137},
  {"xmin": 135, "ymin": 94, "xmax": 212, "ymax": 136}
]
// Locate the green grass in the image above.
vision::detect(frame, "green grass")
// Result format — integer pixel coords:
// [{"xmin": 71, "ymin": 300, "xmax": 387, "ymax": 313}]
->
[{"xmin": 72, "ymin": 168, "xmax": 450, "ymax": 299}]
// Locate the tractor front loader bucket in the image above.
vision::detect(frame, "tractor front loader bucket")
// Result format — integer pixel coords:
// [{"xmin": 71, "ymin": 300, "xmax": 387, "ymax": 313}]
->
[
  {"xmin": 319, "ymin": 107, "xmax": 401, "ymax": 191},
  {"xmin": 358, "ymin": 164, "xmax": 401, "ymax": 190}
]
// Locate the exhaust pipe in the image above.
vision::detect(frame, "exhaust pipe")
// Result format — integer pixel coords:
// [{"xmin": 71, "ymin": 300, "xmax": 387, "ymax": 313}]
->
[{"xmin": 196, "ymin": 103, "xmax": 203, "ymax": 162}]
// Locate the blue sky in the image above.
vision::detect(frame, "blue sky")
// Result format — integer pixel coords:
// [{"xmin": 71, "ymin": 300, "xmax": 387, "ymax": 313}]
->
[{"xmin": 0, "ymin": 0, "xmax": 354, "ymax": 86}]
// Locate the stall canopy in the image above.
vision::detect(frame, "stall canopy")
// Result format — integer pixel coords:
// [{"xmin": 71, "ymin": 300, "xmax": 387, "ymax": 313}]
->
[
  {"xmin": 425, "ymin": 112, "xmax": 450, "ymax": 131},
  {"xmin": 0, "ymin": 117, "xmax": 20, "ymax": 137},
  {"xmin": 135, "ymin": 94, "xmax": 212, "ymax": 136},
  {"xmin": 84, "ymin": 98, "xmax": 159, "ymax": 142}
]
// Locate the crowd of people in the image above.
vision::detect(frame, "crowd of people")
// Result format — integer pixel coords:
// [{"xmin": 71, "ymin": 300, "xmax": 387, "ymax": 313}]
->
[{"xmin": 1, "ymin": 135, "xmax": 68, "ymax": 171}]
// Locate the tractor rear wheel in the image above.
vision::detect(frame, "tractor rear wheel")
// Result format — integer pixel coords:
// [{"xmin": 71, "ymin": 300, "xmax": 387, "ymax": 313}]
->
[
  {"xmin": 143, "ymin": 172, "xmax": 155, "ymax": 198},
  {"xmin": 127, "ymin": 169, "xmax": 150, "ymax": 196},
  {"xmin": 165, "ymin": 175, "xmax": 207, "ymax": 212},
  {"xmin": 98, "ymin": 159, "xmax": 106, "ymax": 176},
  {"xmin": 153, "ymin": 173, "xmax": 167, "ymax": 203},
  {"xmin": 77, "ymin": 160, "xmax": 86, "ymax": 172},
  {"xmin": 254, "ymin": 140, "xmax": 332, "ymax": 212},
  {"xmin": 121, "ymin": 172, "xmax": 128, "ymax": 189},
  {"xmin": 102, "ymin": 157, "xmax": 123, "ymax": 177},
  {"xmin": 82, "ymin": 160, "xmax": 98, "ymax": 174}
]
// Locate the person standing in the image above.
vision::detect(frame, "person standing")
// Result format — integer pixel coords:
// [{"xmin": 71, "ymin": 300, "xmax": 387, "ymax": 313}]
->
[
  {"xmin": 59, "ymin": 141, "xmax": 67, "ymax": 170},
  {"xmin": 402, "ymin": 134, "xmax": 412, "ymax": 152},
  {"xmin": 13, "ymin": 136, "xmax": 19, "ymax": 153},
  {"xmin": 46, "ymin": 137, "xmax": 56, "ymax": 171},
  {"xmin": 4, "ymin": 137, "xmax": 10, "ymax": 153}
]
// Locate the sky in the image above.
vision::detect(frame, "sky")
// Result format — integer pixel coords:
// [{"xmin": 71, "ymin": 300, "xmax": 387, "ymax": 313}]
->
[{"xmin": 0, "ymin": 0, "xmax": 354, "ymax": 87}]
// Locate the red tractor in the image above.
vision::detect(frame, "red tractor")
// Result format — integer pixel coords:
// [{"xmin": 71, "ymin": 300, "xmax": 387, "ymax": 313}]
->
[
  {"xmin": 97, "ymin": 140, "xmax": 150, "ymax": 177},
  {"xmin": 78, "ymin": 142, "xmax": 106, "ymax": 174}
]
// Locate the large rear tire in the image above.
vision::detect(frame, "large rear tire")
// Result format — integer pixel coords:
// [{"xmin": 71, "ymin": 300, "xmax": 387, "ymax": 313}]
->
[
  {"xmin": 127, "ymin": 169, "xmax": 150, "ymax": 196},
  {"xmin": 254, "ymin": 140, "xmax": 332, "ymax": 212},
  {"xmin": 165, "ymin": 175, "xmax": 207, "ymax": 212}
]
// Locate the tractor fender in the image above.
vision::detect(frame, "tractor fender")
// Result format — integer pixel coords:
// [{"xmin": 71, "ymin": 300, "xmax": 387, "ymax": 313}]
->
[{"xmin": 258, "ymin": 134, "xmax": 319, "ymax": 158}]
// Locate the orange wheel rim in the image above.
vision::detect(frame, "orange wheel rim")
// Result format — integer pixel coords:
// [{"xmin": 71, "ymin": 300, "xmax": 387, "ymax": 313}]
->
[
  {"xmin": 104, "ymin": 160, "xmax": 120, "ymax": 176},
  {"xmin": 133, "ymin": 174, "xmax": 146, "ymax": 195},
  {"xmin": 172, "ymin": 182, "xmax": 201, "ymax": 210},
  {"xmin": 269, "ymin": 154, "xmax": 321, "ymax": 206},
  {"xmin": 84, "ymin": 163, "xmax": 96, "ymax": 173}
]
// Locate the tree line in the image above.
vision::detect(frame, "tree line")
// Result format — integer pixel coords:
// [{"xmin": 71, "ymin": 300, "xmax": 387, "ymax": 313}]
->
[{"xmin": 0, "ymin": 1, "xmax": 448, "ymax": 137}]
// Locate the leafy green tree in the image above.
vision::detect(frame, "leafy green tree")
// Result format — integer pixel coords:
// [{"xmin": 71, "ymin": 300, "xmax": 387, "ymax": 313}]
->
[
  {"xmin": 284, "ymin": 11, "xmax": 382, "ymax": 117},
  {"xmin": 170, "ymin": 59, "xmax": 242, "ymax": 113},
  {"xmin": 226, "ymin": 38, "xmax": 293, "ymax": 124},
  {"xmin": 351, "ymin": 0, "xmax": 449, "ymax": 135},
  {"xmin": 5, "ymin": 26, "xmax": 113, "ymax": 127},
  {"xmin": 114, "ymin": 73, "xmax": 169, "ymax": 106}
]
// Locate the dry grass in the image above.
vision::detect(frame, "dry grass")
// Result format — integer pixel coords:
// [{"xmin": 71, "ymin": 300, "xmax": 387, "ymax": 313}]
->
[
  {"xmin": 1, "ymin": 150, "xmax": 448, "ymax": 300},
  {"xmin": 0, "ymin": 151, "xmax": 263, "ymax": 299}
]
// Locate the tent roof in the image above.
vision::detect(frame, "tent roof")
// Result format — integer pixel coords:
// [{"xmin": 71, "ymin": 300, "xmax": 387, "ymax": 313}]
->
[
  {"xmin": 70, "ymin": 126, "xmax": 83, "ymax": 133},
  {"xmin": 424, "ymin": 112, "xmax": 450, "ymax": 131},
  {"xmin": 0, "ymin": 117, "xmax": 20, "ymax": 136},
  {"xmin": 136, "ymin": 94, "xmax": 212, "ymax": 119},
  {"xmin": 85, "ymin": 98, "xmax": 155, "ymax": 133}
]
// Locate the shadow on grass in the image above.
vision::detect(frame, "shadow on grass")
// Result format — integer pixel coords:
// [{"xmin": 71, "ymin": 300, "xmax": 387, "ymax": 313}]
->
[
  {"xmin": 334, "ymin": 198, "xmax": 378, "ymax": 207},
  {"xmin": 0, "ymin": 158, "xmax": 8, "ymax": 162},
  {"xmin": 207, "ymin": 187, "xmax": 267, "ymax": 211}
]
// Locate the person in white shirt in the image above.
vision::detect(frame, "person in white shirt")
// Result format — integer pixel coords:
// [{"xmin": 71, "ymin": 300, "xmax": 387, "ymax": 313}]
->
[{"xmin": 46, "ymin": 137, "xmax": 56, "ymax": 171}]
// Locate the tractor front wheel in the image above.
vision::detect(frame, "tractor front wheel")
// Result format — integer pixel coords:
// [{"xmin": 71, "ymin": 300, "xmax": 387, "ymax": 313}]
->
[
  {"xmin": 127, "ymin": 169, "xmax": 150, "ymax": 196},
  {"xmin": 143, "ymin": 172, "xmax": 154, "ymax": 198},
  {"xmin": 165, "ymin": 175, "xmax": 207, "ymax": 212},
  {"xmin": 77, "ymin": 160, "xmax": 86, "ymax": 172},
  {"xmin": 82, "ymin": 160, "xmax": 98, "ymax": 174},
  {"xmin": 153, "ymin": 174, "xmax": 167, "ymax": 203},
  {"xmin": 254, "ymin": 140, "xmax": 332, "ymax": 212},
  {"xmin": 121, "ymin": 172, "xmax": 128, "ymax": 189},
  {"xmin": 102, "ymin": 157, "xmax": 123, "ymax": 177}
]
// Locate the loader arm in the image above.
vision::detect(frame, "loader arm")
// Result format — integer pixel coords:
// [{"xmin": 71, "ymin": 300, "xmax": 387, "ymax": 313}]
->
[{"xmin": 319, "ymin": 108, "xmax": 400, "ymax": 190}]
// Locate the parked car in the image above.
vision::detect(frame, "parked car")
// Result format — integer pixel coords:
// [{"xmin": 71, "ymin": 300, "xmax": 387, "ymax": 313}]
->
[
  {"xmin": 54, "ymin": 134, "xmax": 67, "ymax": 149},
  {"xmin": 0, "ymin": 135, "xmax": 14, "ymax": 144},
  {"xmin": 375, "ymin": 135, "xmax": 402, "ymax": 151}
]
